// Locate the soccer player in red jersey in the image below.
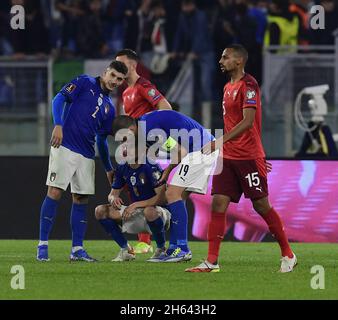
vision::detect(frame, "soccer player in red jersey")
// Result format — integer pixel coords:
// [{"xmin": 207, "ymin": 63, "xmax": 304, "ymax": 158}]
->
[
  {"xmin": 115, "ymin": 49, "xmax": 172, "ymax": 253},
  {"xmin": 186, "ymin": 44, "xmax": 297, "ymax": 273}
]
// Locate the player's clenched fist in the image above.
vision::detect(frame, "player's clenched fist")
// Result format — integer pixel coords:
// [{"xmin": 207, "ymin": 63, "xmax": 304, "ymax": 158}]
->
[{"xmin": 50, "ymin": 125, "xmax": 63, "ymax": 148}]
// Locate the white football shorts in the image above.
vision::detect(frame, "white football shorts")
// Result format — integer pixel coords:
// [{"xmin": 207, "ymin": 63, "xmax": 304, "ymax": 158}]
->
[
  {"xmin": 170, "ymin": 149, "xmax": 219, "ymax": 194},
  {"xmin": 46, "ymin": 146, "xmax": 95, "ymax": 195}
]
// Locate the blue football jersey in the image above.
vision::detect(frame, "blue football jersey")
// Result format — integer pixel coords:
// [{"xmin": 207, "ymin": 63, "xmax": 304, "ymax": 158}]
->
[
  {"xmin": 59, "ymin": 74, "xmax": 115, "ymax": 159},
  {"xmin": 111, "ymin": 161, "xmax": 163, "ymax": 203},
  {"xmin": 138, "ymin": 110, "xmax": 214, "ymax": 153}
]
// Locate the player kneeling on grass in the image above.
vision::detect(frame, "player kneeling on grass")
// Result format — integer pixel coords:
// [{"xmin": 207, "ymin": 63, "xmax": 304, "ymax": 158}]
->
[{"xmin": 95, "ymin": 158, "xmax": 170, "ymax": 262}]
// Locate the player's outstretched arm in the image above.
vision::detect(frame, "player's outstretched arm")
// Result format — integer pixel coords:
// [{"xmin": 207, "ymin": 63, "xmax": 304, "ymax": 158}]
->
[{"xmin": 202, "ymin": 108, "xmax": 256, "ymax": 155}]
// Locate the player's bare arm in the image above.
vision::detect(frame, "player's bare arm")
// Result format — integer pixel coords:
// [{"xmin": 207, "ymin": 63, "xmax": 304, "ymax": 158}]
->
[
  {"xmin": 50, "ymin": 125, "xmax": 63, "ymax": 148},
  {"xmin": 202, "ymin": 108, "xmax": 256, "ymax": 155},
  {"xmin": 106, "ymin": 169, "xmax": 115, "ymax": 185},
  {"xmin": 156, "ymin": 98, "xmax": 172, "ymax": 110}
]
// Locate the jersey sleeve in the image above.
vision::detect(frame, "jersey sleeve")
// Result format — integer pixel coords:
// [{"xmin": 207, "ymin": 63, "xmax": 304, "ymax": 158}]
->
[
  {"xmin": 139, "ymin": 82, "xmax": 164, "ymax": 108},
  {"xmin": 59, "ymin": 75, "xmax": 87, "ymax": 102},
  {"xmin": 111, "ymin": 166, "xmax": 126, "ymax": 190},
  {"xmin": 242, "ymin": 81, "xmax": 260, "ymax": 109}
]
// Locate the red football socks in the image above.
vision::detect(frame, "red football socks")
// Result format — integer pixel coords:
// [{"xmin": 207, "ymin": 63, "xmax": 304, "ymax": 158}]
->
[
  {"xmin": 138, "ymin": 232, "xmax": 151, "ymax": 244},
  {"xmin": 207, "ymin": 212, "xmax": 227, "ymax": 264},
  {"xmin": 261, "ymin": 207, "xmax": 293, "ymax": 258}
]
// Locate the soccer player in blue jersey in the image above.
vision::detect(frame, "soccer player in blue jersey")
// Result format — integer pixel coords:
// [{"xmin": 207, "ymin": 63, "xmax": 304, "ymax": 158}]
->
[
  {"xmin": 37, "ymin": 60, "xmax": 128, "ymax": 262},
  {"xmin": 112, "ymin": 110, "xmax": 219, "ymax": 262},
  {"xmin": 94, "ymin": 151, "xmax": 170, "ymax": 262}
]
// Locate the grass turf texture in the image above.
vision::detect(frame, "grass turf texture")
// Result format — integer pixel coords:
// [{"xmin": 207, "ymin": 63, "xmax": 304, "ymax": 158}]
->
[{"xmin": 0, "ymin": 240, "xmax": 337, "ymax": 300}]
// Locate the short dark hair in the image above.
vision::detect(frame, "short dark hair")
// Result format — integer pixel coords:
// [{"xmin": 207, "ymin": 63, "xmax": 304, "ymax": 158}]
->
[
  {"xmin": 115, "ymin": 49, "xmax": 139, "ymax": 62},
  {"xmin": 226, "ymin": 44, "xmax": 248, "ymax": 64},
  {"xmin": 112, "ymin": 115, "xmax": 136, "ymax": 135},
  {"xmin": 108, "ymin": 60, "xmax": 128, "ymax": 75}
]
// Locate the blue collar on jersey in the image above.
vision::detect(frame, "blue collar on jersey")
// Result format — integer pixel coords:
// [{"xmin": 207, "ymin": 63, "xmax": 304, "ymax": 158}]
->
[{"xmin": 96, "ymin": 76, "xmax": 110, "ymax": 96}]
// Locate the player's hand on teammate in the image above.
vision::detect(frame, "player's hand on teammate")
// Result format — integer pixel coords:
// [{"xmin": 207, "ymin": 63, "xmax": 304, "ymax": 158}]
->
[
  {"xmin": 108, "ymin": 192, "xmax": 124, "ymax": 210},
  {"xmin": 50, "ymin": 125, "xmax": 63, "ymax": 148},
  {"xmin": 123, "ymin": 203, "xmax": 140, "ymax": 221},
  {"xmin": 202, "ymin": 137, "xmax": 223, "ymax": 155}
]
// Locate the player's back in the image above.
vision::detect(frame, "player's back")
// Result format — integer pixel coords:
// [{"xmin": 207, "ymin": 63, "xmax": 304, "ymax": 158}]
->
[
  {"xmin": 139, "ymin": 110, "xmax": 214, "ymax": 153},
  {"xmin": 122, "ymin": 77, "xmax": 164, "ymax": 118}
]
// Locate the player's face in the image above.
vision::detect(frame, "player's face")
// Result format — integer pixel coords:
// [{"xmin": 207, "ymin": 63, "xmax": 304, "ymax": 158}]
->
[
  {"xmin": 116, "ymin": 55, "xmax": 136, "ymax": 77},
  {"xmin": 219, "ymin": 49, "xmax": 239, "ymax": 73},
  {"xmin": 102, "ymin": 68, "xmax": 126, "ymax": 91}
]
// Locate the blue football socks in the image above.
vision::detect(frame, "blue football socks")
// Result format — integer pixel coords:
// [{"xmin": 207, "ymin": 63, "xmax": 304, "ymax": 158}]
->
[
  {"xmin": 39, "ymin": 196, "xmax": 59, "ymax": 242},
  {"xmin": 147, "ymin": 217, "xmax": 165, "ymax": 249},
  {"xmin": 99, "ymin": 218, "xmax": 127, "ymax": 249},
  {"xmin": 70, "ymin": 203, "xmax": 88, "ymax": 248}
]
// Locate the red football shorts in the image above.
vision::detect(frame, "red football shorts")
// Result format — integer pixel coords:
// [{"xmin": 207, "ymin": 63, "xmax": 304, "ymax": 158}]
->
[{"xmin": 211, "ymin": 157, "xmax": 268, "ymax": 203}]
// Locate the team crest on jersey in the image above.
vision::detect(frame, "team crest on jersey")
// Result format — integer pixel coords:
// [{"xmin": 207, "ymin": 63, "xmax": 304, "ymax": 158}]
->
[
  {"xmin": 139, "ymin": 173, "xmax": 147, "ymax": 185},
  {"xmin": 130, "ymin": 175, "xmax": 136, "ymax": 185},
  {"xmin": 50, "ymin": 172, "xmax": 56, "ymax": 182},
  {"xmin": 104, "ymin": 104, "xmax": 110, "ymax": 114},
  {"xmin": 148, "ymin": 89, "xmax": 156, "ymax": 97},
  {"xmin": 65, "ymin": 84, "xmax": 76, "ymax": 93},
  {"xmin": 152, "ymin": 170, "xmax": 162, "ymax": 181},
  {"xmin": 246, "ymin": 90, "xmax": 256, "ymax": 99}
]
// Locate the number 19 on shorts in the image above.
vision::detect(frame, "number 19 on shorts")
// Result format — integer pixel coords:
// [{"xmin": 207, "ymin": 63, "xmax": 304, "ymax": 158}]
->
[{"xmin": 245, "ymin": 172, "xmax": 260, "ymax": 188}]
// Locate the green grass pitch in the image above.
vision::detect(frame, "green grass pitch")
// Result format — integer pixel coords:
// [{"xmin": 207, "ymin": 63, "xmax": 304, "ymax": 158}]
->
[{"xmin": 0, "ymin": 240, "xmax": 337, "ymax": 300}]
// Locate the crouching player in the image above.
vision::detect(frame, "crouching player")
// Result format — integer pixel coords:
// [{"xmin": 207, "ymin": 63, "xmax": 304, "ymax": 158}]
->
[{"xmin": 95, "ymin": 158, "xmax": 170, "ymax": 262}]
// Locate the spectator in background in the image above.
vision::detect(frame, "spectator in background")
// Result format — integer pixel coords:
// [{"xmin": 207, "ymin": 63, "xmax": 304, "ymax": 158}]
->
[
  {"xmin": 172, "ymin": 0, "xmax": 215, "ymax": 128},
  {"xmin": 102, "ymin": 0, "xmax": 135, "ymax": 54},
  {"xmin": 56, "ymin": 0, "xmax": 86, "ymax": 56},
  {"xmin": 136, "ymin": 0, "xmax": 155, "ymax": 69},
  {"xmin": 310, "ymin": 0, "xmax": 338, "ymax": 45},
  {"xmin": 264, "ymin": 0, "xmax": 299, "ymax": 52},
  {"xmin": 223, "ymin": 1, "xmax": 260, "ymax": 84},
  {"xmin": 8, "ymin": 0, "xmax": 50, "ymax": 57},
  {"xmin": 289, "ymin": 0, "xmax": 311, "ymax": 45},
  {"xmin": 76, "ymin": 0, "xmax": 109, "ymax": 58},
  {"xmin": 0, "ymin": 0, "xmax": 12, "ymax": 56}
]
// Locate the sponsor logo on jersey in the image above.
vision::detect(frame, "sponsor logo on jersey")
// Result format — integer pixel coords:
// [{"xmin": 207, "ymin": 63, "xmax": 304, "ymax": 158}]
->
[
  {"xmin": 130, "ymin": 175, "xmax": 136, "ymax": 185},
  {"xmin": 65, "ymin": 84, "xmax": 76, "ymax": 93},
  {"xmin": 246, "ymin": 90, "xmax": 256, "ymax": 99},
  {"xmin": 148, "ymin": 89, "xmax": 156, "ymax": 97},
  {"xmin": 233, "ymin": 90, "xmax": 238, "ymax": 100},
  {"xmin": 104, "ymin": 104, "xmax": 110, "ymax": 114}
]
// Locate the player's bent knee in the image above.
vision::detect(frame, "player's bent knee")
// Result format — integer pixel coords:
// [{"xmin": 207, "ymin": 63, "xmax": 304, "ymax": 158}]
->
[
  {"xmin": 252, "ymin": 197, "xmax": 271, "ymax": 215},
  {"xmin": 95, "ymin": 205, "xmax": 108, "ymax": 220},
  {"xmin": 212, "ymin": 195, "xmax": 230, "ymax": 213},
  {"xmin": 73, "ymin": 193, "xmax": 89, "ymax": 204},
  {"xmin": 144, "ymin": 206, "xmax": 158, "ymax": 221},
  {"xmin": 47, "ymin": 186, "xmax": 63, "ymax": 201},
  {"xmin": 165, "ymin": 188, "xmax": 180, "ymax": 203}
]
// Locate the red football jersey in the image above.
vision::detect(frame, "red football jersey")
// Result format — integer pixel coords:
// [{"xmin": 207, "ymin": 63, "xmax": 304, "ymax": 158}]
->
[
  {"xmin": 222, "ymin": 73, "xmax": 265, "ymax": 160},
  {"xmin": 122, "ymin": 77, "xmax": 164, "ymax": 118}
]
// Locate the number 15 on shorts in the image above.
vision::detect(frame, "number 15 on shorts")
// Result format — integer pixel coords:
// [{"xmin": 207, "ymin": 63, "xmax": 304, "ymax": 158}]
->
[{"xmin": 245, "ymin": 172, "xmax": 260, "ymax": 188}]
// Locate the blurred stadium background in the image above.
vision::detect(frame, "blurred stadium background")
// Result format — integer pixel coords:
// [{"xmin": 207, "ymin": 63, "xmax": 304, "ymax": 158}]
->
[{"xmin": 1, "ymin": 0, "xmax": 338, "ymax": 243}]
